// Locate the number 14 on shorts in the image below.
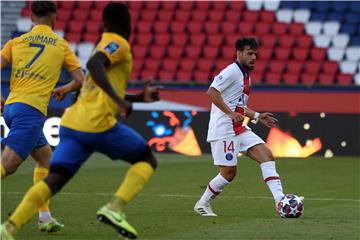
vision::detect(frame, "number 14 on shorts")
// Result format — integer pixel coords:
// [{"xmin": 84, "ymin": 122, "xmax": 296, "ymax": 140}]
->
[{"xmin": 223, "ymin": 141, "xmax": 234, "ymax": 153}]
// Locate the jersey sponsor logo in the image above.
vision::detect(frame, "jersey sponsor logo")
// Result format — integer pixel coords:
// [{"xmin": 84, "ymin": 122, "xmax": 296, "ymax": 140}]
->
[
  {"xmin": 225, "ymin": 153, "xmax": 233, "ymax": 161},
  {"xmin": 104, "ymin": 42, "xmax": 120, "ymax": 54}
]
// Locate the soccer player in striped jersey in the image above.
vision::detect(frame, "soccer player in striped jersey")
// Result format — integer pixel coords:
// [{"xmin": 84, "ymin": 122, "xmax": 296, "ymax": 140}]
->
[
  {"xmin": 194, "ymin": 38, "xmax": 288, "ymax": 216},
  {"xmin": 1, "ymin": 3, "xmax": 160, "ymax": 239},
  {"xmin": 0, "ymin": 1, "xmax": 84, "ymax": 234}
]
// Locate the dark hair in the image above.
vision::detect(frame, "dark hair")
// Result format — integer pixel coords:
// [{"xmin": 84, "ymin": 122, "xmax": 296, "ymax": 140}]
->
[
  {"xmin": 103, "ymin": 2, "xmax": 131, "ymax": 39},
  {"xmin": 31, "ymin": 1, "xmax": 56, "ymax": 17},
  {"xmin": 235, "ymin": 38, "xmax": 258, "ymax": 51}
]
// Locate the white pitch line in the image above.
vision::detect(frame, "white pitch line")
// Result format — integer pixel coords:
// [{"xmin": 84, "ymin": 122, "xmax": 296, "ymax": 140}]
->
[{"xmin": 2, "ymin": 191, "xmax": 360, "ymax": 202}]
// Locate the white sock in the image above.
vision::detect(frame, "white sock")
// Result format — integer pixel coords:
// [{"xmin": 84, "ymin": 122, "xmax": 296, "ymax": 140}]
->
[
  {"xmin": 198, "ymin": 173, "xmax": 229, "ymax": 205},
  {"xmin": 260, "ymin": 161, "xmax": 284, "ymax": 203},
  {"xmin": 39, "ymin": 211, "xmax": 52, "ymax": 221}
]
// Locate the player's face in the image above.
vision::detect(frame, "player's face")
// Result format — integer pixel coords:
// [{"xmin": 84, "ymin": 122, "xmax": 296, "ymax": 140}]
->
[{"xmin": 237, "ymin": 46, "xmax": 258, "ymax": 71}]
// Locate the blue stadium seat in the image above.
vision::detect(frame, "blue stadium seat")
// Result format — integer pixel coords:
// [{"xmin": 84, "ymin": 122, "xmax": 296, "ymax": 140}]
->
[
  {"xmin": 310, "ymin": 12, "xmax": 327, "ymax": 21},
  {"xmin": 328, "ymin": 12, "xmax": 344, "ymax": 22},
  {"xmin": 11, "ymin": 31, "xmax": 25, "ymax": 38},
  {"xmin": 332, "ymin": 1, "xmax": 348, "ymax": 12},
  {"xmin": 314, "ymin": 1, "xmax": 331, "ymax": 12},
  {"xmin": 345, "ymin": 13, "xmax": 360, "ymax": 24},
  {"xmin": 341, "ymin": 24, "xmax": 357, "ymax": 36},
  {"xmin": 350, "ymin": 36, "xmax": 360, "ymax": 46},
  {"xmin": 298, "ymin": 1, "xmax": 314, "ymax": 9},
  {"xmin": 280, "ymin": 1, "xmax": 297, "ymax": 9},
  {"xmin": 358, "ymin": 25, "xmax": 360, "ymax": 35},
  {"xmin": 350, "ymin": 1, "xmax": 360, "ymax": 12}
]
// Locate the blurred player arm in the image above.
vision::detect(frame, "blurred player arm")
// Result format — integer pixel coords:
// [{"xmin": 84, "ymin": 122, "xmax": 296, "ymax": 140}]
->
[
  {"xmin": 207, "ymin": 87, "xmax": 243, "ymax": 122},
  {"xmin": 243, "ymin": 107, "xmax": 278, "ymax": 128},
  {"xmin": 1, "ymin": 39, "xmax": 14, "ymax": 69},
  {"xmin": 1, "ymin": 55, "xmax": 9, "ymax": 69},
  {"xmin": 87, "ymin": 51, "xmax": 132, "ymax": 117},
  {"xmin": 52, "ymin": 69, "xmax": 85, "ymax": 101},
  {"xmin": 125, "ymin": 79, "xmax": 162, "ymax": 103}
]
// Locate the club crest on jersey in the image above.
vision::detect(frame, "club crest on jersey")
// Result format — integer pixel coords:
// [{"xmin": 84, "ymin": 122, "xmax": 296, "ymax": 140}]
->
[
  {"xmin": 225, "ymin": 153, "xmax": 233, "ymax": 161},
  {"xmin": 104, "ymin": 42, "xmax": 120, "ymax": 54}
]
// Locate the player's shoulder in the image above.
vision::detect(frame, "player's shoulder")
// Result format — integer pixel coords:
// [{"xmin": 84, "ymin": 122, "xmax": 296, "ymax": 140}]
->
[
  {"xmin": 219, "ymin": 62, "xmax": 242, "ymax": 77},
  {"xmin": 99, "ymin": 33, "xmax": 130, "ymax": 53}
]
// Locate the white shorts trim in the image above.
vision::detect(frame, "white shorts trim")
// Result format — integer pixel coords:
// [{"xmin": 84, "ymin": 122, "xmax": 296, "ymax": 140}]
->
[{"xmin": 210, "ymin": 131, "xmax": 265, "ymax": 166}]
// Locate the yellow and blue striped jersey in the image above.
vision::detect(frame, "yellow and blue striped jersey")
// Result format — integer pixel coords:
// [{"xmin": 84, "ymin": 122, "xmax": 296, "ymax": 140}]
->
[
  {"xmin": 61, "ymin": 32, "xmax": 132, "ymax": 133},
  {"xmin": 1, "ymin": 25, "xmax": 81, "ymax": 116}
]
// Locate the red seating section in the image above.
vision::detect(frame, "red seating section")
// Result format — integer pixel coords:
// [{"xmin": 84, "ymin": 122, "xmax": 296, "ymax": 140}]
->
[{"xmin": 20, "ymin": 1, "xmax": 347, "ymax": 85}]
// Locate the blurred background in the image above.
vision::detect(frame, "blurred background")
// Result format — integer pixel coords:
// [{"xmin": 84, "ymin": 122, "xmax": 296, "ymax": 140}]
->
[{"xmin": 1, "ymin": 0, "xmax": 359, "ymax": 158}]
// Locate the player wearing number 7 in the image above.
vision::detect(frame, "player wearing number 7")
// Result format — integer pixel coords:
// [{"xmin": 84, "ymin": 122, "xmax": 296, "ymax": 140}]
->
[
  {"xmin": 0, "ymin": 1, "xmax": 84, "ymax": 233},
  {"xmin": 194, "ymin": 38, "xmax": 291, "ymax": 216}
]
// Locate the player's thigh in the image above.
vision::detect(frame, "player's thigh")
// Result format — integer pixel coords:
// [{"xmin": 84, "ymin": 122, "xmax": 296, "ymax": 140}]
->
[
  {"xmin": 50, "ymin": 127, "xmax": 93, "ymax": 176},
  {"xmin": 95, "ymin": 123, "xmax": 148, "ymax": 162},
  {"xmin": 238, "ymin": 131, "xmax": 265, "ymax": 156},
  {"xmin": 31, "ymin": 143, "xmax": 52, "ymax": 167},
  {"xmin": 1, "ymin": 103, "xmax": 46, "ymax": 160},
  {"xmin": 210, "ymin": 137, "xmax": 241, "ymax": 166},
  {"xmin": 247, "ymin": 143, "xmax": 274, "ymax": 163}
]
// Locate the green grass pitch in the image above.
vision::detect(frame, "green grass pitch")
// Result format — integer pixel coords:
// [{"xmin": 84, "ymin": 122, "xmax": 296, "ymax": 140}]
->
[{"xmin": 1, "ymin": 153, "xmax": 359, "ymax": 240}]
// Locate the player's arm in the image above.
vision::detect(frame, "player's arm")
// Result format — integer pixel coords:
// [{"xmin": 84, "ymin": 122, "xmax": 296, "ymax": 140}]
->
[
  {"xmin": 243, "ymin": 107, "xmax": 278, "ymax": 128},
  {"xmin": 1, "ymin": 39, "xmax": 14, "ymax": 69},
  {"xmin": 87, "ymin": 51, "xmax": 132, "ymax": 117},
  {"xmin": 125, "ymin": 79, "xmax": 162, "ymax": 103},
  {"xmin": 1, "ymin": 56, "xmax": 9, "ymax": 69},
  {"xmin": 207, "ymin": 87, "xmax": 243, "ymax": 122},
  {"xmin": 53, "ymin": 68, "xmax": 85, "ymax": 101}
]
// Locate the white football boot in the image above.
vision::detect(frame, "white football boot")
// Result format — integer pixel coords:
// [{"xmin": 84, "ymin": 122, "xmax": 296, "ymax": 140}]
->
[{"xmin": 194, "ymin": 201, "xmax": 217, "ymax": 216}]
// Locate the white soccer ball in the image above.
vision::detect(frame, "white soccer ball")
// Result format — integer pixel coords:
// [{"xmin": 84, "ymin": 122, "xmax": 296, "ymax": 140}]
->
[{"xmin": 277, "ymin": 194, "xmax": 304, "ymax": 218}]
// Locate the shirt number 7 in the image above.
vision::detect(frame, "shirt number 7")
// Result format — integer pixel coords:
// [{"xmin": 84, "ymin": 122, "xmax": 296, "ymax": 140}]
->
[{"xmin": 26, "ymin": 43, "xmax": 45, "ymax": 68}]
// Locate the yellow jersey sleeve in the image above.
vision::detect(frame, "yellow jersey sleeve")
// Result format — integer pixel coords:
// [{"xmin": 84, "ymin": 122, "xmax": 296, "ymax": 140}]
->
[
  {"xmin": 63, "ymin": 41, "xmax": 81, "ymax": 72},
  {"xmin": 97, "ymin": 37, "xmax": 129, "ymax": 65},
  {"xmin": 1, "ymin": 38, "xmax": 15, "ymax": 63}
]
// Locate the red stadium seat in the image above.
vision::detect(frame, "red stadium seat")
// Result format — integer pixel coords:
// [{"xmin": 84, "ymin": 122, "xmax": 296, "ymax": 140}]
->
[
  {"xmin": 158, "ymin": 11, "xmax": 173, "ymax": 21},
  {"xmin": 203, "ymin": 46, "xmax": 219, "ymax": 59},
  {"xmin": 251, "ymin": 72, "xmax": 263, "ymax": 84},
  {"xmin": 85, "ymin": 21, "xmax": 101, "ymax": 34},
  {"xmin": 187, "ymin": 22, "xmax": 203, "ymax": 34},
  {"xmin": 322, "ymin": 61, "xmax": 339, "ymax": 75},
  {"xmin": 176, "ymin": 72, "xmax": 193, "ymax": 82},
  {"xmin": 65, "ymin": 33, "xmax": 81, "ymax": 43},
  {"xmin": 153, "ymin": 22, "xmax": 169, "ymax": 34},
  {"xmin": 129, "ymin": 71, "xmax": 139, "ymax": 82},
  {"xmin": 225, "ymin": 34, "xmax": 240, "ymax": 46},
  {"xmin": 191, "ymin": 10, "xmax": 208, "ymax": 22},
  {"xmin": 168, "ymin": 46, "xmax": 184, "ymax": 58},
  {"xmin": 135, "ymin": 34, "xmax": 153, "ymax": 46},
  {"xmin": 255, "ymin": 23, "xmax": 271, "ymax": 35},
  {"xmin": 265, "ymin": 72, "xmax": 282, "ymax": 84},
  {"xmin": 283, "ymin": 73, "xmax": 299, "ymax": 85},
  {"xmin": 158, "ymin": 70, "xmax": 176, "ymax": 82},
  {"xmin": 189, "ymin": 34, "xmax": 206, "ymax": 46},
  {"xmin": 213, "ymin": 1, "xmax": 227, "ymax": 10},
  {"xmin": 137, "ymin": 21, "xmax": 152, "ymax": 34},
  {"xmin": 221, "ymin": 46, "xmax": 236, "ymax": 60},
  {"xmin": 89, "ymin": 9, "xmax": 102, "ymax": 21},
  {"xmin": 274, "ymin": 47, "xmax": 291, "ymax": 60},
  {"xmin": 132, "ymin": 59, "xmax": 143, "ymax": 72},
  {"xmin": 243, "ymin": 11, "xmax": 259, "ymax": 22},
  {"xmin": 214, "ymin": 59, "xmax": 232, "ymax": 72},
  {"xmin": 207, "ymin": 35, "xmax": 224, "ymax": 47},
  {"xmin": 144, "ymin": 59, "xmax": 161, "ymax": 72},
  {"xmin": 128, "ymin": 1, "xmax": 144, "ymax": 11},
  {"xmin": 310, "ymin": 48, "xmax": 327, "ymax": 61},
  {"xmin": 293, "ymin": 47, "xmax": 309, "ymax": 61},
  {"xmin": 162, "ymin": 58, "xmax": 178, "ymax": 71},
  {"xmin": 185, "ymin": 46, "xmax": 202, "ymax": 59},
  {"xmin": 68, "ymin": 22, "xmax": 84, "ymax": 34},
  {"xmin": 195, "ymin": 1, "xmax": 211, "ymax": 10},
  {"xmin": 304, "ymin": 60, "xmax": 322, "ymax": 74},
  {"xmin": 337, "ymin": 74, "xmax": 353, "ymax": 86},
  {"xmin": 258, "ymin": 47, "xmax": 273, "ymax": 60},
  {"xmin": 54, "ymin": 21, "xmax": 67, "ymax": 30},
  {"xmin": 93, "ymin": 1, "xmax": 109, "ymax": 10},
  {"xmin": 172, "ymin": 34, "xmax": 188, "ymax": 47},
  {"xmin": 286, "ymin": 60, "xmax": 303, "ymax": 74},
  {"xmin": 153, "ymin": 34, "xmax": 170, "ymax": 46},
  {"xmin": 149, "ymin": 46, "xmax": 166, "ymax": 59},
  {"xmin": 208, "ymin": 11, "xmax": 224, "ymax": 22},
  {"xmin": 57, "ymin": 10, "xmax": 71, "ymax": 21},
  {"xmin": 269, "ymin": 60, "xmax": 286, "ymax": 74},
  {"xmin": 255, "ymin": 60, "xmax": 267, "ymax": 73},
  {"xmin": 238, "ymin": 22, "xmax": 254, "ymax": 35},
  {"xmin": 259, "ymin": 11, "xmax": 275, "ymax": 23},
  {"xmin": 132, "ymin": 46, "xmax": 148, "ymax": 59},
  {"xmin": 197, "ymin": 59, "xmax": 214, "ymax": 72},
  {"xmin": 77, "ymin": 1, "xmax": 92, "ymax": 10},
  {"xmin": 141, "ymin": 11, "xmax": 157, "ymax": 22},
  {"xmin": 194, "ymin": 71, "xmax": 210, "ymax": 83},
  {"xmin": 289, "ymin": 23, "xmax": 305, "ymax": 36},
  {"xmin": 260, "ymin": 35, "xmax": 277, "ymax": 48},
  {"xmin": 179, "ymin": 59, "xmax": 197, "ymax": 71},
  {"xmin": 272, "ymin": 22, "xmax": 288, "ymax": 35},
  {"xmin": 162, "ymin": 1, "xmax": 177, "ymax": 11},
  {"xmin": 144, "ymin": 1, "xmax": 161, "ymax": 10},
  {"xmin": 300, "ymin": 73, "xmax": 317, "ymax": 85},
  {"xmin": 204, "ymin": 22, "xmax": 219, "ymax": 34},
  {"xmin": 72, "ymin": 9, "xmax": 89, "ymax": 21},
  {"xmin": 83, "ymin": 33, "xmax": 99, "ymax": 43},
  {"xmin": 278, "ymin": 35, "xmax": 296, "ymax": 47},
  {"xmin": 230, "ymin": 1, "xmax": 245, "ymax": 10},
  {"xmin": 225, "ymin": 10, "xmax": 241, "ymax": 22},
  {"xmin": 297, "ymin": 35, "xmax": 313, "ymax": 48},
  {"xmin": 319, "ymin": 74, "xmax": 335, "ymax": 85},
  {"xmin": 60, "ymin": 1, "xmax": 76, "ymax": 10},
  {"xmin": 170, "ymin": 22, "xmax": 186, "ymax": 34},
  {"xmin": 140, "ymin": 70, "xmax": 158, "ymax": 81},
  {"xmin": 21, "ymin": 8, "xmax": 31, "ymax": 17},
  {"xmin": 175, "ymin": 10, "xmax": 191, "ymax": 22},
  {"xmin": 178, "ymin": 1, "xmax": 194, "ymax": 10},
  {"xmin": 221, "ymin": 22, "xmax": 237, "ymax": 34}
]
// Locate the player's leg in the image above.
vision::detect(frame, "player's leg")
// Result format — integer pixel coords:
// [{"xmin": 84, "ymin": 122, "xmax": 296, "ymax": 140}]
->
[
  {"xmin": 1, "ymin": 146, "xmax": 23, "ymax": 178},
  {"xmin": 195, "ymin": 138, "xmax": 239, "ymax": 216},
  {"xmin": 95, "ymin": 123, "xmax": 157, "ymax": 239},
  {"xmin": 1, "ymin": 127, "xmax": 92, "ymax": 238},
  {"xmin": 244, "ymin": 131, "xmax": 285, "ymax": 206}
]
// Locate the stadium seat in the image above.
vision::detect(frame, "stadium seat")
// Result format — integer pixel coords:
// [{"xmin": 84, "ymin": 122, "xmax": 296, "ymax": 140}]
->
[
  {"xmin": 132, "ymin": 59, "xmax": 143, "ymax": 72},
  {"xmin": 197, "ymin": 59, "xmax": 214, "ymax": 72},
  {"xmin": 208, "ymin": 11, "xmax": 224, "ymax": 22},
  {"xmin": 178, "ymin": 1, "xmax": 194, "ymax": 10},
  {"xmin": 56, "ymin": 10, "xmax": 72, "ymax": 21},
  {"xmin": 141, "ymin": 11, "xmax": 157, "ymax": 22},
  {"xmin": 314, "ymin": 35, "xmax": 331, "ymax": 48},
  {"xmin": 221, "ymin": 46, "xmax": 236, "ymax": 60},
  {"xmin": 230, "ymin": 1, "xmax": 245, "ymax": 10},
  {"xmin": 195, "ymin": 1, "xmax": 211, "ymax": 11},
  {"xmin": 225, "ymin": 10, "xmax": 240, "ymax": 22},
  {"xmin": 93, "ymin": 1, "xmax": 109, "ymax": 10},
  {"xmin": 296, "ymin": 35, "xmax": 313, "ymax": 48},
  {"xmin": 89, "ymin": 9, "xmax": 102, "ymax": 21},
  {"xmin": 16, "ymin": 18, "xmax": 32, "ymax": 32},
  {"xmin": 272, "ymin": 22, "xmax": 288, "ymax": 35},
  {"xmin": 323, "ymin": 21, "xmax": 340, "ymax": 36},
  {"xmin": 269, "ymin": 60, "xmax": 286, "ymax": 74},
  {"xmin": 340, "ymin": 24, "xmax": 357, "ymax": 36},
  {"xmin": 191, "ymin": 10, "xmax": 208, "ymax": 22},
  {"xmin": 250, "ymin": 72, "xmax": 263, "ymax": 84},
  {"xmin": 77, "ymin": 1, "xmax": 92, "ymax": 10},
  {"xmin": 65, "ymin": 33, "xmax": 81, "ymax": 43},
  {"xmin": 328, "ymin": 48, "xmax": 345, "ymax": 61},
  {"xmin": 264, "ymin": 0, "xmax": 280, "ymax": 11},
  {"xmin": 276, "ymin": 9, "xmax": 293, "ymax": 23},
  {"xmin": 318, "ymin": 74, "xmax": 335, "ymax": 85},
  {"xmin": 153, "ymin": 34, "xmax": 170, "ymax": 46},
  {"xmin": 204, "ymin": 22, "xmax": 219, "ymax": 34},
  {"xmin": 168, "ymin": 46, "xmax": 184, "ymax": 58},
  {"xmin": 207, "ymin": 35, "xmax": 224, "ymax": 47},
  {"xmin": 149, "ymin": 46, "xmax": 166, "ymax": 59},
  {"xmin": 304, "ymin": 60, "xmax": 322, "ymax": 74},
  {"xmin": 255, "ymin": 23, "xmax": 271, "ymax": 35},
  {"xmin": 289, "ymin": 23, "xmax": 304, "ymax": 36},
  {"xmin": 283, "ymin": 73, "xmax": 299, "ymax": 84},
  {"xmin": 172, "ymin": 34, "xmax": 188, "ymax": 47},
  {"xmin": 260, "ymin": 34, "xmax": 277, "ymax": 48},
  {"xmin": 77, "ymin": 42, "xmax": 95, "ymax": 59},
  {"xmin": 176, "ymin": 71, "xmax": 193, "ymax": 82},
  {"xmin": 21, "ymin": 8, "xmax": 31, "ymax": 17},
  {"xmin": 60, "ymin": 1, "xmax": 76, "ymax": 10},
  {"xmin": 129, "ymin": 71, "xmax": 138, "ymax": 81},
  {"xmin": 175, "ymin": 10, "xmax": 191, "ymax": 22},
  {"xmin": 214, "ymin": 59, "xmax": 232, "ymax": 73},
  {"xmin": 286, "ymin": 60, "xmax": 303, "ymax": 74},
  {"xmin": 189, "ymin": 34, "xmax": 206, "ymax": 46},
  {"xmin": 137, "ymin": 21, "xmax": 152, "ymax": 34},
  {"xmin": 275, "ymin": 48, "xmax": 291, "ymax": 60},
  {"xmin": 293, "ymin": 9, "xmax": 311, "ymax": 23},
  {"xmin": 293, "ymin": 47, "xmax": 309, "ymax": 61},
  {"xmin": 310, "ymin": 48, "xmax": 327, "ymax": 61},
  {"xmin": 193, "ymin": 71, "xmax": 210, "ymax": 83},
  {"xmin": 340, "ymin": 61, "xmax": 358, "ymax": 74},
  {"xmin": 158, "ymin": 11, "xmax": 173, "ymax": 21},
  {"xmin": 144, "ymin": 1, "xmax": 161, "ymax": 10},
  {"xmin": 243, "ymin": 11, "xmax": 259, "ymax": 22},
  {"xmin": 185, "ymin": 46, "xmax": 202, "ymax": 59},
  {"xmin": 136, "ymin": 34, "xmax": 153, "ymax": 46},
  {"xmin": 278, "ymin": 35, "xmax": 296, "ymax": 47},
  {"xmin": 331, "ymin": 34, "xmax": 350, "ymax": 48},
  {"xmin": 213, "ymin": 2, "xmax": 228, "ymax": 11},
  {"xmin": 265, "ymin": 72, "xmax": 282, "ymax": 84},
  {"xmin": 72, "ymin": 9, "xmax": 89, "ymax": 21},
  {"xmin": 85, "ymin": 21, "xmax": 101, "ymax": 34},
  {"xmin": 300, "ymin": 73, "xmax": 317, "ymax": 85},
  {"xmin": 345, "ymin": 47, "xmax": 360, "ymax": 61},
  {"xmin": 162, "ymin": 58, "xmax": 178, "ymax": 71},
  {"xmin": 337, "ymin": 74, "xmax": 353, "ymax": 86},
  {"xmin": 254, "ymin": 60, "xmax": 267, "ymax": 73},
  {"xmin": 161, "ymin": 1, "xmax": 177, "ymax": 11},
  {"xmin": 258, "ymin": 47, "xmax": 273, "ymax": 60},
  {"xmin": 203, "ymin": 46, "xmax": 219, "ymax": 59},
  {"xmin": 140, "ymin": 70, "xmax": 158, "ymax": 81},
  {"xmin": 322, "ymin": 61, "xmax": 339, "ymax": 75},
  {"xmin": 158, "ymin": 70, "xmax": 176, "ymax": 82},
  {"xmin": 246, "ymin": 1, "xmax": 263, "ymax": 11},
  {"xmin": 259, "ymin": 11, "xmax": 276, "ymax": 23},
  {"xmin": 83, "ymin": 33, "xmax": 99, "ymax": 43},
  {"xmin": 187, "ymin": 22, "xmax": 203, "ymax": 34},
  {"xmin": 178, "ymin": 59, "xmax": 197, "ymax": 72},
  {"xmin": 238, "ymin": 22, "xmax": 254, "ymax": 35},
  {"xmin": 144, "ymin": 59, "xmax": 161, "ymax": 72},
  {"xmin": 305, "ymin": 22, "xmax": 322, "ymax": 36},
  {"xmin": 221, "ymin": 22, "xmax": 237, "ymax": 34},
  {"xmin": 170, "ymin": 22, "xmax": 186, "ymax": 34}
]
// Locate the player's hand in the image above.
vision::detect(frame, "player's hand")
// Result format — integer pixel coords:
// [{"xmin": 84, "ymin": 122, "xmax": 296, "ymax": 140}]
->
[
  {"xmin": 52, "ymin": 87, "xmax": 67, "ymax": 101},
  {"xmin": 142, "ymin": 79, "xmax": 163, "ymax": 102},
  {"xmin": 227, "ymin": 112, "xmax": 244, "ymax": 122},
  {"xmin": 117, "ymin": 100, "xmax": 133, "ymax": 118},
  {"xmin": 259, "ymin": 112, "xmax": 278, "ymax": 128}
]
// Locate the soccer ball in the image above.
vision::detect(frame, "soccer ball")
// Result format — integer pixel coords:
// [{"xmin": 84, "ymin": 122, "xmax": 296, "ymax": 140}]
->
[{"xmin": 277, "ymin": 194, "xmax": 304, "ymax": 218}]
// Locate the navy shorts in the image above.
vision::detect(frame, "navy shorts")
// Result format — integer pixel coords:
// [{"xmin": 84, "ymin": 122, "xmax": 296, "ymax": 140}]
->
[
  {"xmin": 50, "ymin": 123, "xmax": 148, "ymax": 175},
  {"xmin": 2, "ymin": 102, "xmax": 48, "ymax": 160}
]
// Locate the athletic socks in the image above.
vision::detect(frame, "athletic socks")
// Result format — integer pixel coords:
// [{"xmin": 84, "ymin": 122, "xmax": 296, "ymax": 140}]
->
[
  {"xmin": 198, "ymin": 173, "xmax": 229, "ymax": 206},
  {"xmin": 260, "ymin": 161, "xmax": 284, "ymax": 202},
  {"xmin": 33, "ymin": 167, "xmax": 50, "ymax": 213},
  {"xmin": 1, "ymin": 164, "xmax": 6, "ymax": 179}
]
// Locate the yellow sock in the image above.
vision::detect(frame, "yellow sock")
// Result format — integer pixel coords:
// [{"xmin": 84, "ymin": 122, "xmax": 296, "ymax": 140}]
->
[
  {"xmin": 33, "ymin": 167, "xmax": 50, "ymax": 212},
  {"xmin": 1, "ymin": 164, "xmax": 6, "ymax": 179},
  {"xmin": 10, "ymin": 181, "xmax": 51, "ymax": 229},
  {"xmin": 114, "ymin": 162, "xmax": 154, "ymax": 206}
]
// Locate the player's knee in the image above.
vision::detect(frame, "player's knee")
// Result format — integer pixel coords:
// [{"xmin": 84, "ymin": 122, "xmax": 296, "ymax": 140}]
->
[
  {"xmin": 132, "ymin": 146, "xmax": 158, "ymax": 169},
  {"xmin": 46, "ymin": 166, "xmax": 74, "ymax": 194},
  {"xmin": 221, "ymin": 167, "xmax": 237, "ymax": 182}
]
